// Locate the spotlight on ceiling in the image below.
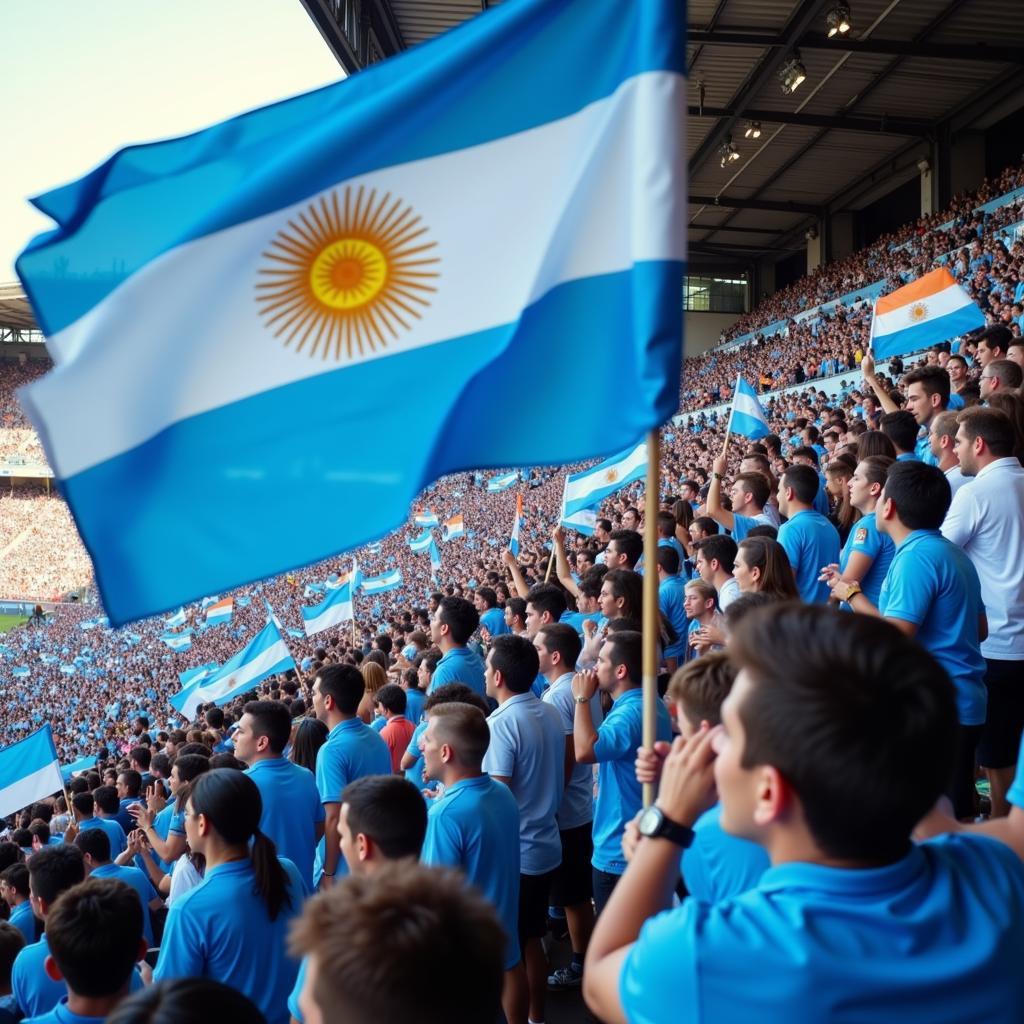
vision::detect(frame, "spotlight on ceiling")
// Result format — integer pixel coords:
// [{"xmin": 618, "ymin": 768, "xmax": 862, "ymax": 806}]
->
[
  {"xmin": 779, "ymin": 54, "xmax": 808, "ymax": 95},
  {"xmin": 719, "ymin": 137, "xmax": 741, "ymax": 169},
  {"xmin": 826, "ymin": 4, "xmax": 852, "ymax": 38},
  {"xmin": 744, "ymin": 121, "xmax": 762, "ymax": 139}
]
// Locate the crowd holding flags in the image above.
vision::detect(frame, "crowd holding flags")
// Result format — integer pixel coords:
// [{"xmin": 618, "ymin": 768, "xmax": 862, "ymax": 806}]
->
[
  {"xmin": 725, "ymin": 375, "xmax": 771, "ymax": 441},
  {"xmin": 443, "ymin": 514, "xmax": 465, "ymax": 541}
]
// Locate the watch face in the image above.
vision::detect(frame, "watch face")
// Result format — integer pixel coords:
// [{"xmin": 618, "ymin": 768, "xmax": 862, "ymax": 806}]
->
[{"xmin": 638, "ymin": 806, "xmax": 662, "ymax": 837}]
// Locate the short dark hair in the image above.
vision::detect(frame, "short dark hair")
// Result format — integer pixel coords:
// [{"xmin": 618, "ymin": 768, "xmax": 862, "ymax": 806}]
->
[
  {"xmin": 71, "ymin": 792, "xmax": 94, "ymax": 817},
  {"xmin": 106, "ymin": 979, "xmax": 263, "ymax": 1024},
  {"xmin": 781, "ymin": 464, "xmax": 820, "ymax": 506},
  {"xmin": 436, "ymin": 597, "xmax": 479, "ymax": 645},
  {"xmin": 129, "ymin": 746, "xmax": 151, "ymax": 770},
  {"xmin": 242, "ymin": 700, "xmax": 292, "ymax": 755},
  {"xmin": 975, "ymin": 323, "xmax": 1011, "ymax": 355},
  {"xmin": 205, "ymin": 708, "xmax": 225, "ymax": 730},
  {"xmin": 422, "ymin": 683, "xmax": 490, "ymax": 717},
  {"xmin": 27, "ymin": 844, "xmax": 85, "ymax": 906},
  {"xmin": 605, "ymin": 629, "xmax": 642, "ymax": 688},
  {"xmin": 957, "ymin": 406, "xmax": 1015, "ymax": 458},
  {"xmin": 525, "ymin": 583, "xmax": 567, "ymax": 624},
  {"xmin": 536, "ymin": 623, "xmax": 582, "ymax": 671},
  {"xmin": 883, "ymin": 460, "xmax": 951, "ymax": 531},
  {"xmin": 0, "ymin": 921, "xmax": 24, "ymax": 989},
  {"xmin": 93, "ymin": 786, "xmax": 119, "ymax": 816},
  {"xmin": 0, "ymin": 863, "xmax": 29, "ymax": 898},
  {"xmin": 903, "ymin": 364, "xmax": 951, "ymax": 407},
  {"xmin": 487, "ymin": 634, "xmax": 540, "ymax": 694},
  {"xmin": 607, "ymin": 529, "xmax": 643, "ymax": 568},
  {"xmin": 289, "ymin": 862, "xmax": 504, "ymax": 1024},
  {"xmin": 692, "ymin": 515, "xmax": 719, "ymax": 536},
  {"xmin": 987, "ymin": 359, "xmax": 1024, "ymax": 390},
  {"xmin": 74, "ymin": 829, "xmax": 111, "ymax": 863},
  {"xmin": 879, "ymin": 410, "xmax": 919, "ymax": 453},
  {"xmin": 475, "ymin": 586, "xmax": 498, "ymax": 609},
  {"xmin": 504, "ymin": 597, "xmax": 527, "ymax": 625},
  {"xmin": 729, "ymin": 604, "xmax": 956, "ymax": 862},
  {"xmin": 46, "ymin": 878, "xmax": 142, "ymax": 997},
  {"xmin": 374, "ymin": 683, "xmax": 407, "ymax": 715},
  {"xmin": 429, "ymin": 703, "xmax": 491, "ymax": 770},
  {"xmin": 341, "ymin": 777, "xmax": 426, "ymax": 860},
  {"xmin": 694, "ymin": 534, "xmax": 737, "ymax": 574},
  {"xmin": 656, "ymin": 546, "xmax": 681, "ymax": 575},
  {"xmin": 118, "ymin": 770, "xmax": 142, "ymax": 797},
  {"xmin": 316, "ymin": 664, "xmax": 366, "ymax": 716},
  {"xmin": 667, "ymin": 652, "xmax": 736, "ymax": 729},
  {"xmin": 734, "ymin": 472, "xmax": 770, "ymax": 509}
]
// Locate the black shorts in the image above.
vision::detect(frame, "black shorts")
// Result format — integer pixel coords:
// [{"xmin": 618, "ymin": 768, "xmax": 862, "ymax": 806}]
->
[
  {"xmin": 518, "ymin": 869, "xmax": 557, "ymax": 943},
  {"xmin": 549, "ymin": 823, "xmax": 593, "ymax": 906},
  {"xmin": 977, "ymin": 659, "xmax": 1024, "ymax": 769}
]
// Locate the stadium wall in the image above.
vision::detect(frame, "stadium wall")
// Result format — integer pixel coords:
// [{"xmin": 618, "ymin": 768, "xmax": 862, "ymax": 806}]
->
[{"xmin": 684, "ymin": 312, "xmax": 739, "ymax": 356}]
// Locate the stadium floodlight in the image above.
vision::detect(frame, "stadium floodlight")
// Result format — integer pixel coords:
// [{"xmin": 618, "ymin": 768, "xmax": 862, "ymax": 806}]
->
[
  {"xmin": 827, "ymin": 4, "xmax": 852, "ymax": 38},
  {"xmin": 744, "ymin": 121, "xmax": 762, "ymax": 139},
  {"xmin": 719, "ymin": 137, "xmax": 741, "ymax": 169},
  {"xmin": 779, "ymin": 55, "xmax": 808, "ymax": 95}
]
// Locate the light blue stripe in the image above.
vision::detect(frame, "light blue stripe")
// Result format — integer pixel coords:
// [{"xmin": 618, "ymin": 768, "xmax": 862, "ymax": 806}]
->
[
  {"xmin": 872, "ymin": 305, "xmax": 985, "ymax": 359},
  {"xmin": 301, "ymin": 584, "xmax": 352, "ymax": 622},
  {"xmin": 0, "ymin": 725, "xmax": 58, "ymax": 787},
  {"xmin": 53, "ymin": 262, "xmax": 682, "ymax": 624},
  {"xmin": 730, "ymin": 410, "xmax": 770, "ymax": 440},
  {"xmin": 17, "ymin": 0, "xmax": 684, "ymax": 336}
]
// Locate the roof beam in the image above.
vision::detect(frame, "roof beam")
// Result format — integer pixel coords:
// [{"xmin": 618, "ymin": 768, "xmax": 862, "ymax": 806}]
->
[
  {"xmin": 691, "ymin": 223, "xmax": 791, "ymax": 235},
  {"xmin": 689, "ymin": 29, "xmax": 1024, "ymax": 64},
  {"xmin": 690, "ymin": 195, "xmax": 822, "ymax": 215},
  {"xmin": 690, "ymin": 106, "xmax": 928, "ymax": 136}
]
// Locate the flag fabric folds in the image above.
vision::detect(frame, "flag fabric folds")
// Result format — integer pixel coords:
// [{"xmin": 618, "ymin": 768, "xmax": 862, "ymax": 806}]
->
[
  {"xmin": 204, "ymin": 597, "xmax": 234, "ymax": 626},
  {"xmin": 869, "ymin": 268, "xmax": 985, "ymax": 359},
  {"xmin": 727, "ymin": 375, "xmax": 771, "ymax": 441},
  {"xmin": 487, "ymin": 472, "xmax": 519, "ymax": 493},
  {"xmin": 164, "ymin": 608, "xmax": 186, "ymax": 629},
  {"xmin": 443, "ymin": 515, "xmax": 465, "ymax": 541},
  {"xmin": 174, "ymin": 620, "xmax": 295, "ymax": 719},
  {"xmin": 560, "ymin": 504, "xmax": 597, "ymax": 537},
  {"xmin": 302, "ymin": 582, "xmax": 354, "ymax": 637},
  {"xmin": 360, "ymin": 569, "xmax": 403, "ymax": 595},
  {"xmin": 61, "ymin": 754, "xmax": 98, "ymax": 783},
  {"xmin": 159, "ymin": 630, "xmax": 193, "ymax": 652},
  {"xmin": 562, "ymin": 440, "xmax": 647, "ymax": 518},
  {"xmin": 428, "ymin": 539, "xmax": 442, "ymax": 576},
  {"xmin": 408, "ymin": 530, "xmax": 434, "ymax": 553},
  {"xmin": 15, "ymin": 0, "xmax": 685, "ymax": 626},
  {"xmin": 509, "ymin": 494, "xmax": 524, "ymax": 556},
  {"xmin": 413, "ymin": 512, "xmax": 440, "ymax": 529},
  {"xmin": 0, "ymin": 725, "xmax": 63, "ymax": 818}
]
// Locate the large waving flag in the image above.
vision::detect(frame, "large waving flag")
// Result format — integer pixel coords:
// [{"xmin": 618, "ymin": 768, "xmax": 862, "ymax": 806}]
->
[
  {"xmin": 509, "ymin": 494, "xmax": 524, "ymax": 557},
  {"xmin": 204, "ymin": 597, "xmax": 234, "ymax": 626},
  {"xmin": 174, "ymin": 620, "xmax": 295, "ymax": 719},
  {"xmin": 15, "ymin": 0, "xmax": 685, "ymax": 626},
  {"xmin": 414, "ymin": 512, "xmax": 440, "ymax": 529},
  {"xmin": 408, "ymin": 530, "xmax": 434, "ymax": 553},
  {"xmin": 302, "ymin": 581, "xmax": 354, "ymax": 637},
  {"xmin": 164, "ymin": 608, "xmax": 186, "ymax": 629},
  {"xmin": 869, "ymin": 268, "xmax": 985, "ymax": 359},
  {"xmin": 562, "ymin": 440, "xmax": 647, "ymax": 518},
  {"xmin": 361, "ymin": 568, "xmax": 403, "ymax": 595},
  {"xmin": 0, "ymin": 725, "xmax": 63, "ymax": 818},
  {"xmin": 726, "ymin": 375, "xmax": 771, "ymax": 440},
  {"xmin": 487, "ymin": 472, "xmax": 519, "ymax": 493},
  {"xmin": 442, "ymin": 514, "xmax": 465, "ymax": 541}
]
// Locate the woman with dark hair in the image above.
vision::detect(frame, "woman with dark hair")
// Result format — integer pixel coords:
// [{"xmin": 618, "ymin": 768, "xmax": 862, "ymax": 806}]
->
[
  {"xmin": 153, "ymin": 770, "xmax": 303, "ymax": 1024},
  {"xmin": 107, "ymin": 978, "xmax": 265, "ymax": 1024},
  {"xmin": 734, "ymin": 537, "xmax": 800, "ymax": 600},
  {"xmin": 288, "ymin": 717, "xmax": 328, "ymax": 775}
]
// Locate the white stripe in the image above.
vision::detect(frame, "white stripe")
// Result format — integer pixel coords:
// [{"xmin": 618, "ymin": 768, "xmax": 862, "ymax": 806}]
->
[
  {"xmin": 0, "ymin": 760, "xmax": 63, "ymax": 818},
  {"xmin": 32, "ymin": 71, "xmax": 685, "ymax": 479},
  {"xmin": 563, "ymin": 442, "xmax": 646, "ymax": 510},
  {"xmin": 873, "ymin": 283, "xmax": 972, "ymax": 337},
  {"xmin": 304, "ymin": 599, "xmax": 354, "ymax": 637},
  {"xmin": 183, "ymin": 639, "xmax": 292, "ymax": 717},
  {"xmin": 732, "ymin": 390, "xmax": 767, "ymax": 423}
]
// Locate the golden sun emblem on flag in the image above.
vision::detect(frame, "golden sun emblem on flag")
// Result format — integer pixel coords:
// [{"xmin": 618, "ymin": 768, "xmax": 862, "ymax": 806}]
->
[
  {"xmin": 255, "ymin": 186, "xmax": 440, "ymax": 360},
  {"xmin": 908, "ymin": 301, "xmax": 929, "ymax": 323},
  {"xmin": 605, "ymin": 469, "xmax": 620, "ymax": 484}
]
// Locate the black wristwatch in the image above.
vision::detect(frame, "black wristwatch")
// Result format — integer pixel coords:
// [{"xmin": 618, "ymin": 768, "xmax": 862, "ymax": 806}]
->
[{"xmin": 637, "ymin": 805, "xmax": 696, "ymax": 848}]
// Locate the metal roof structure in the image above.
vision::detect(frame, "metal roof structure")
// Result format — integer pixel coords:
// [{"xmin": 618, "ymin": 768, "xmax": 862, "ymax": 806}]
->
[
  {"xmin": 299, "ymin": 0, "xmax": 1024, "ymax": 263},
  {"xmin": 0, "ymin": 282, "xmax": 37, "ymax": 337}
]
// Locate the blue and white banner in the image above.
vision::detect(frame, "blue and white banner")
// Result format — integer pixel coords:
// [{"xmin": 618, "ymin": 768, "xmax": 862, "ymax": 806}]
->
[
  {"xmin": 408, "ymin": 530, "xmax": 434, "ymax": 553},
  {"xmin": 61, "ymin": 754, "xmax": 98, "ymax": 783},
  {"xmin": 11, "ymin": 666, "xmax": 30, "ymax": 679},
  {"xmin": 509, "ymin": 493, "xmax": 524, "ymax": 557},
  {"xmin": 726, "ymin": 375, "xmax": 771, "ymax": 441},
  {"xmin": 159, "ymin": 630, "xmax": 193, "ymax": 652},
  {"xmin": 413, "ymin": 512, "xmax": 440, "ymax": 529},
  {"xmin": 442, "ymin": 514, "xmax": 465, "ymax": 541},
  {"xmin": 487, "ymin": 472, "xmax": 519, "ymax": 493},
  {"xmin": 360, "ymin": 568, "xmax": 403, "ymax": 595},
  {"xmin": 560, "ymin": 504, "xmax": 597, "ymax": 537},
  {"xmin": 428, "ymin": 539, "xmax": 442, "ymax": 575},
  {"xmin": 173, "ymin": 620, "xmax": 295, "ymax": 719},
  {"xmin": 0, "ymin": 725, "xmax": 63, "ymax": 817},
  {"xmin": 302, "ymin": 581, "xmax": 354, "ymax": 637},
  {"xmin": 204, "ymin": 597, "xmax": 234, "ymax": 626},
  {"xmin": 562, "ymin": 440, "xmax": 647, "ymax": 518},
  {"xmin": 15, "ymin": 0, "xmax": 685, "ymax": 626},
  {"xmin": 164, "ymin": 608, "xmax": 186, "ymax": 629}
]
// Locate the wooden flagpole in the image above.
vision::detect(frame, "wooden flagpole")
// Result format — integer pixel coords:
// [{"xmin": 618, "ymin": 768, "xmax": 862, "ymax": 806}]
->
[{"xmin": 641, "ymin": 430, "xmax": 661, "ymax": 808}]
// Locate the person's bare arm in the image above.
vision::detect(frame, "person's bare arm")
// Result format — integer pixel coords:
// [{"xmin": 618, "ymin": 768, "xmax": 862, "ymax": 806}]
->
[
  {"xmin": 706, "ymin": 453, "xmax": 736, "ymax": 532},
  {"xmin": 501, "ymin": 549, "xmax": 530, "ymax": 599},
  {"xmin": 861, "ymin": 354, "xmax": 898, "ymax": 414},
  {"xmin": 573, "ymin": 672, "xmax": 601, "ymax": 764},
  {"xmin": 552, "ymin": 526, "xmax": 581, "ymax": 599}
]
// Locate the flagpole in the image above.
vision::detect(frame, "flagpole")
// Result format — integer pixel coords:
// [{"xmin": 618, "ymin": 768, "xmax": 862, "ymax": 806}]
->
[
  {"xmin": 641, "ymin": 429, "xmax": 660, "ymax": 809},
  {"xmin": 350, "ymin": 560, "xmax": 358, "ymax": 648}
]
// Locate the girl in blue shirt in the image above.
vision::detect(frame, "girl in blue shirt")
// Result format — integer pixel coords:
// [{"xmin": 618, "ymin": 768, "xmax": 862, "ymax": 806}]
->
[{"xmin": 154, "ymin": 769, "xmax": 303, "ymax": 1024}]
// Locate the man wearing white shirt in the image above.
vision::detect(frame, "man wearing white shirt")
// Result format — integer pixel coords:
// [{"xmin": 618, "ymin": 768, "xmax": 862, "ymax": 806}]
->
[
  {"xmin": 943, "ymin": 407, "xmax": 1024, "ymax": 817},
  {"xmin": 929, "ymin": 410, "xmax": 969, "ymax": 497}
]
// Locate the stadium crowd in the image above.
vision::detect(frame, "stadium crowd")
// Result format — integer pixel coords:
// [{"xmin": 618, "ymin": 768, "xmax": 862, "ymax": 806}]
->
[{"xmin": 0, "ymin": 161, "xmax": 1022, "ymax": 1023}]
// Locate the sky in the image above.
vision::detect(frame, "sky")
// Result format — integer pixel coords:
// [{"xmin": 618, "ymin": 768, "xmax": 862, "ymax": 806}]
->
[{"xmin": 0, "ymin": 0, "xmax": 345, "ymax": 279}]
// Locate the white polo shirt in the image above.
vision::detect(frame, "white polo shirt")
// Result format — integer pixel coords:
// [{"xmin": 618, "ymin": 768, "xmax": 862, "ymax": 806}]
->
[{"xmin": 942, "ymin": 457, "xmax": 1024, "ymax": 659}]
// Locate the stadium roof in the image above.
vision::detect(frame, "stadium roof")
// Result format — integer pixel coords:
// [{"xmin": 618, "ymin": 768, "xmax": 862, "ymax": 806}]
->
[
  {"xmin": 0, "ymin": 282, "xmax": 35, "ymax": 332},
  {"xmin": 299, "ymin": 0, "xmax": 1024, "ymax": 262}
]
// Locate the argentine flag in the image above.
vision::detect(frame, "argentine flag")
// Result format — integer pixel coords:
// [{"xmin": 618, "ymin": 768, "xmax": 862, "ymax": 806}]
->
[
  {"xmin": 205, "ymin": 597, "xmax": 234, "ymax": 626},
  {"xmin": 61, "ymin": 754, "xmax": 98, "ymax": 783},
  {"xmin": 869, "ymin": 267, "xmax": 985, "ymax": 359},
  {"xmin": 487, "ymin": 472, "xmax": 519, "ymax": 493},
  {"xmin": 414, "ymin": 512, "xmax": 440, "ymax": 529},
  {"xmin": 14, "ymin": 0, "xmax": 685, "ymax": 626},
  {"xmin": 12, "ymin": 666, "xmax": 30, "ymax": 679},
  {"xmin": 509, "ymin": 494, "xmax": 524, "ymax": 557},
  {"xmin": 302, "ymin": 581, "xmax": 354, "ymax": 637},
  {"xmin": 560, "ymin": 504, "xmax": 598, "ymax": 537},
  {"xmin": 409, "ymin": 530, "xmax": 434, "ymax": 553},
  {"xmin": 361, "ymin": 568, "xmax": 403, "ymax": 595},
  {"xmin": 727, "ymin": 375, "xmax": 771, "ymax": 441},
  {"xmin": 159, "ymin": 630, "xmax": 193, "ymax": 652},
  {"xmin": 443, "ymin": 514, "xmax": 465, "ymax": 542},
  {"xmin": 164, "ymin": 608, "xmax": 186, "ymax": 629},
  {"xmin": 562, "ymin": 440, "xmax": 647, "ymax": 518},
  {"xmin": 175, "ymin": 619, "xmax": 295, "ymax": 719},
  {"xmin": 0, "ymin": 726, "xmax": 63, "ymax": 817},
  {"xmin": 428, "ymin": 539, "xmax": 442, "ymax": 576}
]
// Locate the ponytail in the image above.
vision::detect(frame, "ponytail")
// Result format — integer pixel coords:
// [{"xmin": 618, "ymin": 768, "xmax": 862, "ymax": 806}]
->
[{"xmin": 250, "ymin": 828, "xmax": 291, "ymax": 921}]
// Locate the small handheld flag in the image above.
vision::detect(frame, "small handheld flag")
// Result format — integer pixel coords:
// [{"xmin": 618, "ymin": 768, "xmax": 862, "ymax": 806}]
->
[
  {"xmin": 562, "ymin": 440, "xmax": 647, "ymax": 518},
  {"xmin": 302, "ymin": 582, "xmax": 354, "ymax": 637},
  {"xmin": 442, "ymin": 515, "xmax": 465, "ymax": 542},
  {"xmin": 204, "ymin": 597, "xmax": 234, "ymax": 626},
  {"xmin": 726, "ymin": 376, "xmax": 771, "ymax": 441},
  {"xmin": 487, "ymin": 472, "xmax": 519, "ymax": 493},
  {"xmin": 0, "ymin": 725, "xmax": 63, "ymax": 818},
  {"xmin": 360, "ymin": 569, "xmax": 403, "ymax": 595},
  {"xmin": 509, "ymin": 494, "xmax": 524, "ymax": 557}
]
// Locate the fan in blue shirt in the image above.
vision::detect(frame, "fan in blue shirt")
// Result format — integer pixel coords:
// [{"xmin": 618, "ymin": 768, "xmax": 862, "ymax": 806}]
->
[
  {"xmin": 1, "ymin": 865, "xmax": 36, "ymax": 944},
  {"xmin": 583, "ymin": 604, "xmax": 1024, "ymax": 1024},
  {"xmin": 777, "ymin": 465, "xmax": 840, "ymax": 603},
  {"xmin": 154, "ymin": 770, "xmax": 304, "ymax": 1024},
  {"xmin": 428, "ymin": 597, "xmax": 487, "ymax": 697}
]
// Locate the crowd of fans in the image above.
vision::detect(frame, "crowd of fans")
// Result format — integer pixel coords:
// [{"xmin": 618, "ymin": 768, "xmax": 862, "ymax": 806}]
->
[{"xmin": 0, "ymin": 162, "xmax": 1022, "ymax": 1022}]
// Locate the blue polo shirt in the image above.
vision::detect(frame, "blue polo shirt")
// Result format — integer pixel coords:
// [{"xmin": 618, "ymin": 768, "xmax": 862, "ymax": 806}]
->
[
  {"xmin": 482, "ymin": 692, "xmax": 564, "ymax": 876},
  {"xmin": 404, "ymin": 720, "xmax": 430, "ymax": 790},
  {"xmin": 542, "ymin": 672, "xmax": 603, "ymax": 830},
  {"xmin": 622, "ymin": 834, "xmax": 1024, "ymax": 1024},
  {"xmin": 592, "ymin": 688, "xmax": 673, "ymax": 875},
  {"xmin": 245, "ymin": 757, "xmax": 325, "ymax": 893},
  {"xmin": 838, "ymin": 511, "xmax": 895, "ymax": 608},
  {"xmin": 23, "ymin": 998, "xmax": 105, "ymax": 1024},
  {"xmin": 778, "ymin": 509, "xmax": 840, "ymax": 604},
  {"xmin": 915, "ymin": 429, "xmax": 939, "ymax": 466},
  {"xmin": 428, "ymin": 647, "xmax": 486, "ymax": 698},
  {"xmin": 681, "ymin": 803, "xmax": 769, "ymax": 904},
  {"xmin": 812, "ymin": 474, "xmax": 831, "ymax": 517},
  {"xmin": 658, "ymin": 576, "xmax": 689, "ymax": 660},
  {"xmin": 154, "ymin": 857, "xmax": 304, "ymax": 1024},
  {"xmin": 480, "ymin": 607, "xmax": 511, "ymax": 638},
  {"xmin": 9, "ymin": 900, "xmax": 35, "ymax": 944},
  {"xmin": 878, "ymin": 530, "xmax": 986, "ymax": 725},
  {"xmin": 422, "ymin": 775, "xmax": 522, "ymax": 969},
  {"xmin": 90, "ymin": 862, "xmax": 158, "ymax": 945},
  {"xmin": 405, "ymin": 686, "xmax": 426, "ymax": 725},
  {"xmin": 78, "ymin": 816, "xmax": 126, "ymax": 858}
]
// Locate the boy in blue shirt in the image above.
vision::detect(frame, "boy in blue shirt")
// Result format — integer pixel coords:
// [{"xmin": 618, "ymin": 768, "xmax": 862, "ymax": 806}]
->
[
  {"xmin": 776, "ymin": 464, "xmax": 840, "ymax": 603},
  {"xmin": 584, "ymin": 604, "xmax": 1024, "ymax": 1024}
]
